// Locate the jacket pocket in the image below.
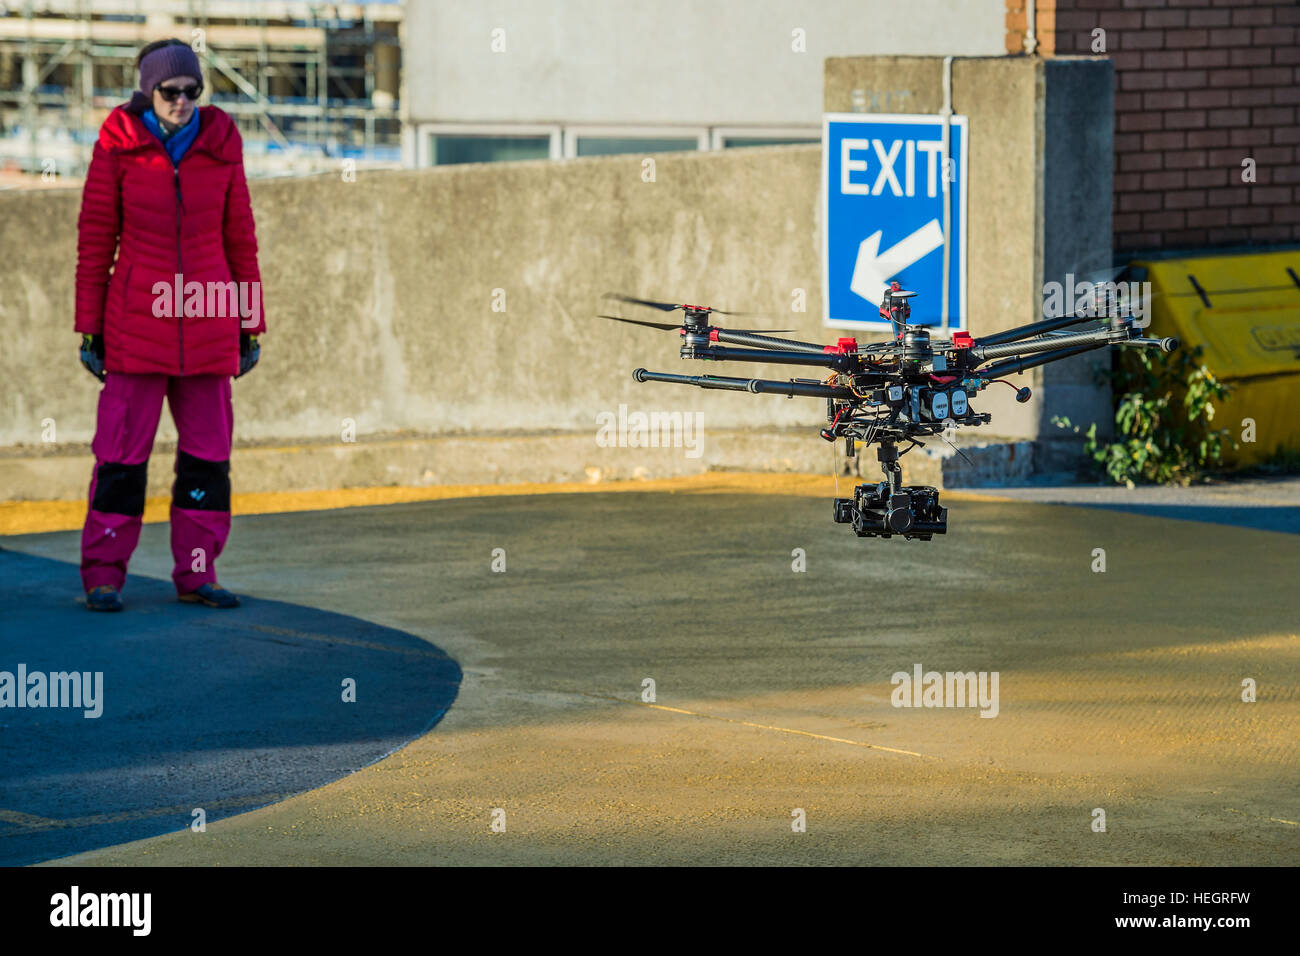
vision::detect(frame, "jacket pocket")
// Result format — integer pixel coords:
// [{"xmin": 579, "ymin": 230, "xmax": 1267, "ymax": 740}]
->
[{"xmin": 107, "ymin": 260, "xmax": 133, "ymax": 321}]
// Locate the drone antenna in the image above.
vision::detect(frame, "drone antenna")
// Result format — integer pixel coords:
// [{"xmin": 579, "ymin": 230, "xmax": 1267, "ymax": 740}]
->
[
  {"xmin": 880, "ymin": 280, "xmax": 915, "ymax": 338},
  {"xmin": 938, "ymin": 429, "xmax": 976, "ymax": 467}
]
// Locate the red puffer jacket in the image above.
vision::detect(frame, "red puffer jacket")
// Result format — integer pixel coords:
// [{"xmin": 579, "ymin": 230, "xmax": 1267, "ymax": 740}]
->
[{"xmin": 74, "ymin": 94, "xmax": 266, "ymax": 376}]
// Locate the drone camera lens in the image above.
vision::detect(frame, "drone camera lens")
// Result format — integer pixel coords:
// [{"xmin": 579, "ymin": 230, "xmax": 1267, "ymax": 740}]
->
[{"xmin": 886, "ymin": 494, "xmax": 914, "ymax": 533}]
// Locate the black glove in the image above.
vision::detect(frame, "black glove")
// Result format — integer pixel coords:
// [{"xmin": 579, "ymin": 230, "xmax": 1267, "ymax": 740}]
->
[
  {"xmin": 237, "ymin": 333, "xmax": 260, "ymax": 378},
  {"xmin": 80, "ymin": 333, "xmax": 106, "ymax": 382}
]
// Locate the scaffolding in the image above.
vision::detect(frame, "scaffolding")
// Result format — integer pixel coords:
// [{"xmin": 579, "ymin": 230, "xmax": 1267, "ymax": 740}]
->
[{"xmin": 0, "ymin": 0, "xmax": 403, "ymax": 181}]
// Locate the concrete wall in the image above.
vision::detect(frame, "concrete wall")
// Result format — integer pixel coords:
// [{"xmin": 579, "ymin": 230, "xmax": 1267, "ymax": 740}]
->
[
  {"xmin": 1041, "ymin": 57, "xmax": 1117, "ymax": 462},
  {"xmin": 0, "ymin": 55, "xmax": 1115, "ymax": 501},
  {"xmin": 1, "ymin": 144, "xmax": 845, "ymax": 500},
  {"xmin": 2, "ymin": 146, "xmax": 831, "ymax": 444},
  {"xmin": 404, "ymin": 0, "xmax": 1005, "ymax": 127}
]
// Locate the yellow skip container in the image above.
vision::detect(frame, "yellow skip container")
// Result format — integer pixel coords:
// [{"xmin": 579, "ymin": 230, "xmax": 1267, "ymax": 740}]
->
[{"xmin": 1131, "ymin": 250, "xmax": 1300, "ymax": 468}]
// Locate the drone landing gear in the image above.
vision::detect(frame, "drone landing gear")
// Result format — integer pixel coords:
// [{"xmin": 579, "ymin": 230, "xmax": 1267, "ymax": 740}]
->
[{"xmin": 832, "ymin": 440, "xmax": 947, "ymax": 540}]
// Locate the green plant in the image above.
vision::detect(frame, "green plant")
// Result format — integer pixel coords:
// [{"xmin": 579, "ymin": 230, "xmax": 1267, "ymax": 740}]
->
[{"xmin": 1053, "ymin": 345, "xmax": 1235, "ymax": 487}]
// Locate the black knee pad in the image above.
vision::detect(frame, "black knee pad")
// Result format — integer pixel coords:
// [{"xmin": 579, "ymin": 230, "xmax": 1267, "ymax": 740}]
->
[
  {"xmin": 92, "ymin": 461, "xmax": 149, "ymax": 516},
  {"xmin": 172, "ymin": 450, "xmax": 231, "ymax": 511}
]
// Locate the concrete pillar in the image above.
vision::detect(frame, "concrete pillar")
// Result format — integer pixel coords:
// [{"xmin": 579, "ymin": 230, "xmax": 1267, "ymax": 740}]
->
[
  {"xmin": 824, "ymin": 56, "xmax": 1115, "ymax": 466},
  {"xmin": 81, "ymin": 50, "xmax": 95, "ymax": 170}
]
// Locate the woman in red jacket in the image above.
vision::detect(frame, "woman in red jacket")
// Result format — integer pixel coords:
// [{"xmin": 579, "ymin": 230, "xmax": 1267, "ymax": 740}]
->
[{"xmin": 76, "ymin": 38, "xmax": 266, "ymax": 612}]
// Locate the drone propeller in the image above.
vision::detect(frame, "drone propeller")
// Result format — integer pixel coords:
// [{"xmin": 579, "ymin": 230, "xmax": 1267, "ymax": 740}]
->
[
  {"xmin": 595, "ymin": 313, "xmax": 794, "ymax": 334},
  {"xmin": 596, "ymin": 313, "xmax": 686, "ymax": 331},
  {"xmin": 601, "ymin": 291, "xmax": 782, "ymax": 319},
  {"xmin": 602, "ymin": 293, "xmax": 684, "ymax": 313}
]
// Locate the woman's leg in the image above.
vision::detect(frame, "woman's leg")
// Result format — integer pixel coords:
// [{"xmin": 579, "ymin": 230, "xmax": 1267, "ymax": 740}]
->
[
  {"xmin": 166, "ymin": 374, "xmax": 234, "ymax": 594},
  {"xmin": 80, "ymin": 373, "xmax": 169, "ymax": 591}
]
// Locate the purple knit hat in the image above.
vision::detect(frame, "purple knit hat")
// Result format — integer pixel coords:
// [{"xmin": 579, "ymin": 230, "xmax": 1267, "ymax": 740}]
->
[{"xmin": 138, "ymin": 42, "xmax": 203, "ymax": 95}]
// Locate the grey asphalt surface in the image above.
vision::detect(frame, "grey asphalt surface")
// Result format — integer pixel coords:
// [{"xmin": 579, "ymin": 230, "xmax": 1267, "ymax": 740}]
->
[
  {"xmin": 986, "ymin": 474, "xmax": 1300, "ymax": 535},
  {"xmin": 3, "ymin": 479, "xmax": 1297, "ymax": 865},
  {"xmin": 0, "ymin": 545, "xmax": 460, "ymax": 866}
]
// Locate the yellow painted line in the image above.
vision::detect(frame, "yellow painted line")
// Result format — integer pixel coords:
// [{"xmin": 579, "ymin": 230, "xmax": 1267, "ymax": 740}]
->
[
  {"xmin": 1, "ymin": 472, "xmax": 827, "ymax": 536},
  {"xmin": 576, "ymin": 691, "xmax": 932, "ymax": 759},
  {"xmin": 1226, "ymin": 807, "xmax": 1299, "ymax": 827},
  {"xmin": 0, "ymin": 809, "xmax": 61, "ymax": 827},
  {"xmin": 2, "ymin": 471, "xmax": 1014, "ymax": 537}
]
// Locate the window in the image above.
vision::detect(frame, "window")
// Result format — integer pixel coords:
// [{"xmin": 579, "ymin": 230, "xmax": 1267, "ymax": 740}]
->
[
  {"xmin": 430, "ymin": 134, "xmax": 550, "ymax": 165},
  {"xmin": 720, "ymin": 136, "xmax": 819, "ymax": 149},
  {"xmin": 709, "ymin": 128, "xmax": 819, "ymax": 151},
  {"xmin": 410, "ymin": 125, "xmax": 817, "ymax": 167},
  {"xmin": 415, "ymin": 125, "xmax": 562, "ymax": 166},
  {"xmin": 563, "ymin": 127, "xmax": 708, "ymax": 158},
  {"xmin": 575, "ymin": 136, "xmax": 701, "ymax": 157}
]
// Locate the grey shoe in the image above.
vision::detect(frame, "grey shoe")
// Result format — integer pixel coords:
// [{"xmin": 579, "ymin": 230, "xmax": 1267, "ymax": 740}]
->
[
  {"xmin": 178, "ymin": 583, "xmax": 240, "ymax": 608},
  {"xmin": 86, "ymin": 585, "xmax": 124, "ymax": 612}
]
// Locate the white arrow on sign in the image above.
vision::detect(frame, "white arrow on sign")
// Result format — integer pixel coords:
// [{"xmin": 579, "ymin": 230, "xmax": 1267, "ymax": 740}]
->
[{"xmin": 849, "ymin": 218, "xmax": 946, "ymax": 303}]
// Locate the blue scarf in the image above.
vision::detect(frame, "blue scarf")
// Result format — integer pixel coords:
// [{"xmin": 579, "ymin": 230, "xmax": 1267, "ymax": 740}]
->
[{"xmin": 141, "ymin": 108, "xmax": 199, "ymax": 166}]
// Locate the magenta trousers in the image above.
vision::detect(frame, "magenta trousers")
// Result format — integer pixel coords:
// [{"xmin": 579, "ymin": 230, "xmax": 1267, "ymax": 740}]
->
[{"xmin": 80, "ymin": 372, "xmax": 234, "ymax": 594}]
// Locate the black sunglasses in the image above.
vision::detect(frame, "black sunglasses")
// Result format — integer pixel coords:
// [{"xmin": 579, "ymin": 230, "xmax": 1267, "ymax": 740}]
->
[{"xmin": 156, "ymin": 83, "xmax": 202, "ymax": 102}]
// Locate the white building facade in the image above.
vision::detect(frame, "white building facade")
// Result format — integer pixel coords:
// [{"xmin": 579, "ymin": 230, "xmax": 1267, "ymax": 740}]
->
[{"xmin": 401, "ymin": 0, "xmax": 1005, "ymax": 167}]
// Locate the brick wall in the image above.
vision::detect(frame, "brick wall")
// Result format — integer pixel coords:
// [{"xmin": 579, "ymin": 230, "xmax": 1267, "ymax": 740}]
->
[{"xmin": 1007, "ymin": 0, "xmax": 1299, "ymax": 252}]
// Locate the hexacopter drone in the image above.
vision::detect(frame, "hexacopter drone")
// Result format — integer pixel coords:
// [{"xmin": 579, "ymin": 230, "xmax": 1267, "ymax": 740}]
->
[{"xmin": 600, "ymin": 285, "xmax": 1177, "ymax": 540}]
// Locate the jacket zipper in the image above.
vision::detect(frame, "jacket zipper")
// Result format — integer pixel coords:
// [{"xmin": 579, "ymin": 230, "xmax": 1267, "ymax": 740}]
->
[
  {"xmin": 173, "ymin": 165, "xmax": 185, "ymax": 375},
  {"xmin": 120, "ymin": 262, "xmax": 134, "ymax": 316}
]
